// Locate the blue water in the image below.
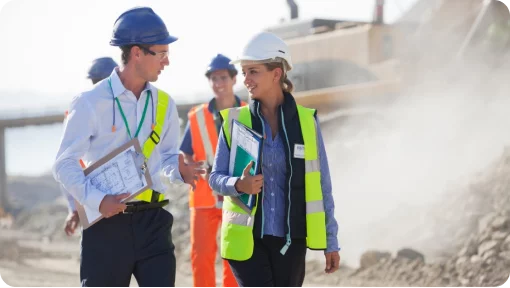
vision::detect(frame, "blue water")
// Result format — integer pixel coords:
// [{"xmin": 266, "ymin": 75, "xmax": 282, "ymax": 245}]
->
[
  {"xmin": 5, "ymin": 124, "xmax": 64, "ymax": 176},
  {"xmin": 5, "ymin": 119, "xmax": 188, "ymax": 177}
]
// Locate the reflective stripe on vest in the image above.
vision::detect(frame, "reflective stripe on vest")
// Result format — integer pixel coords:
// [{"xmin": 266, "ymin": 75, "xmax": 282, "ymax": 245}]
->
[
  {"xmin": 188, "ymin": 104, "xmax": 218, "ymax": 208},
  {"xmin": 134, "ymin": 89, "xmax": 169, "ymax": 203},
  {"xmin": 188, "ymin": 101, "xmax": 247, "ymax": 208},
  {"xmin": 190, "ymin": 104, "xmax": 218, "ymax": 167},
  {"xmin": 221, "ymin": 106, "xmax": 252, "ymax": 149},
  {"xmin": 219, "ymin": 106, "xmax": 257, "ymax": 261},
  {"xmin": 218, "ymin": 105, "xmax": 326, "ymax": 261},
  {"xmin": 296, "ymin": 105, "xmax": 327, "ymax": 250}
]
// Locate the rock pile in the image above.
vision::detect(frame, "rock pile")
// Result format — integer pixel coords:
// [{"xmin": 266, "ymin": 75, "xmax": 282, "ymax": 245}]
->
[{"xmin": 305, "ymin": 148, "xmax": 510, "ymax": 286}]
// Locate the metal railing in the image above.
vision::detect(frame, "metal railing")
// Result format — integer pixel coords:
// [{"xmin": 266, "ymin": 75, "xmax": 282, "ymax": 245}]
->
[{"xmin": 0, "ymin": 106, "xmax": 67, "ymax": 120}]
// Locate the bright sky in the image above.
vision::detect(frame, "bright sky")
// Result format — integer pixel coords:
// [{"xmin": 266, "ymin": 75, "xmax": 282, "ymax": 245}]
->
[
  {"xmin": 0, "ymin": 0, "xmax": 420, "ymax": 176},
  {"xmin": 0, "ymin": 0, "xmax": 418, "ymax": 110}
]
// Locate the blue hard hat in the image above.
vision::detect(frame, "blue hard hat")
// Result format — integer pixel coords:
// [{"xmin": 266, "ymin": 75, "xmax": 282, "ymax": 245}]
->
[
  {"xmin": 110, "ymin": 7, "xmax": 178, "ymax": 46},
  {"xmin": 205, "ymin": 54, "xmax": 238, "ymax": 77},
  {"xmin": 87, "ymin": 57, "xmax": 118, "ymax": 80},
  {"xmin": 205, "ymin": 54, "xmax": 237, "ymax": 77}
]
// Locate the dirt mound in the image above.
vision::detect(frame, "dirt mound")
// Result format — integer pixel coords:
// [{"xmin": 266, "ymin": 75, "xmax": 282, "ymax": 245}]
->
[
  {"xmin": 345, "ymin": 212, "xmax": 510, "ymax": 286},
  {"xmin": 7, "ymin": 175, "xmax": 62, "ymax": 212},
  {"xmin": 304, "ymin": 147, "xmax": 510, "ymax": 286}
]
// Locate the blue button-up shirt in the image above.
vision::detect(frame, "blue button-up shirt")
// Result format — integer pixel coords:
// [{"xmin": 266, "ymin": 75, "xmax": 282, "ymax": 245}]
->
[{"xmin": 209, "ymin": 116, "xmax": 340, "ymax": 253}]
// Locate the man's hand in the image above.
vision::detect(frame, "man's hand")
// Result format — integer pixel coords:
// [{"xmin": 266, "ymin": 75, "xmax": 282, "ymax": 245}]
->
[
  {"xmin": 99, "ymin": 193, "xmax": 130, "ymax": 218},
  {"xmin": 234, "ymin": 161, "xmax": 263, "ymax": 195},
  {"xmin": 179, "ymin": 154, "xmax": 207, "ymax": 190},
  {"xmin": 201, "ymin": 165, "xmax": 212, "ymax": 182},
  {"xmin": 64, "ymin": 211, "xmax": 80, "ymax": 236},
  {"xmin": 325, "ymin": 251, "xmax": 340, "ymax": 274}
]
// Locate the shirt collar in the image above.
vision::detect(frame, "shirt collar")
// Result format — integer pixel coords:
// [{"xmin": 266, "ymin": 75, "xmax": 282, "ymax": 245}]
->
[
  {"xmin": 109, "ymin": 68, "xmax": 152, "ymax": 98},
  {"xmin": 208, "ymin": 95, "xmax": 242, "ymax": 114}
]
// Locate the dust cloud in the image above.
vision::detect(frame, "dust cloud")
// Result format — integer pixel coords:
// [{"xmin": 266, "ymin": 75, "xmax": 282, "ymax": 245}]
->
[{"xmin": 317, "ymin": 1, "xmax": 510, "ymax": 267}]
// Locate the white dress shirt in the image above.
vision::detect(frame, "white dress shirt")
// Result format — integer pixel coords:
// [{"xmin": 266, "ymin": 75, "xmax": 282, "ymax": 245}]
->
[
  {"xmin": 53, "ymin": 69, "xmax": 183, "ymax": 213},
  {"xmin": 58, "ymin": 114, "xmax": 78, "ymax": 213},
  {"xmin": 60, "ymin": 184, "xmax": 77, "ymax": 213}
]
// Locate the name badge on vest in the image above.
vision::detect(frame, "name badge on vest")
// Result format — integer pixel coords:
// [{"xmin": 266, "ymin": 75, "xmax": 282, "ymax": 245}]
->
[{"xmin": 294, "ymin": 144, "xmax": 305, "ymax": 159}]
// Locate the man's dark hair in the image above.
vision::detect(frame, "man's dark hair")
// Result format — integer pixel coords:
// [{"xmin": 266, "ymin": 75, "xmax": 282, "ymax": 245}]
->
[{"xmin": 120, "ymin": 44, "xmax": 153, "ymax": 65}]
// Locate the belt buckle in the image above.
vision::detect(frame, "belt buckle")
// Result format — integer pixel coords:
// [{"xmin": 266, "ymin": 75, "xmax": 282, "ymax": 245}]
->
[{"xmin": 123, "ymin": 203, "xmax": 138, "ymax": 214}]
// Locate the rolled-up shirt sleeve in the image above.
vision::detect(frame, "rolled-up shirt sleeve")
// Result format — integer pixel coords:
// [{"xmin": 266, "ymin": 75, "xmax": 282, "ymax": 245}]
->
[
  {"xmin": 52, "ymin": 95, "xmax": 105, "ymax": 212},
  {"xmin": 209, "ymin": 128, "xmax": 242, "ymax": 197}
]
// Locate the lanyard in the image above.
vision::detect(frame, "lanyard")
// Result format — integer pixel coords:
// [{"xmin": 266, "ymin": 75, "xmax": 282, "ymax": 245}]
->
[{"xmin": 108, "ymin": 78, "xmax": 153, "ymax": 139}]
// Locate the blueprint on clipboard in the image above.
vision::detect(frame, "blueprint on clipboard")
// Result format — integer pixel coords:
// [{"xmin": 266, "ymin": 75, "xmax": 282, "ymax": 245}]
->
[
  {"xmin": 228, "ymin": 120, "xmax": 263, "ymax": 211},
  {"xmin": 75, "ymin": 138, "xmax": 153, "ymax": 229}
]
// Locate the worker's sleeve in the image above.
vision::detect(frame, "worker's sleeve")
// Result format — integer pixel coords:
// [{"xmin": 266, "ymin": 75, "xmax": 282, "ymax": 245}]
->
[
  {"xmin": 316, "ymin": 117, "xmax": 340, "ymax": 253},
  {"xmin": 179, "ymin": 121, "xmax": 194, "ymax": 155},
  {"xmin": 209, "ymin": 128, "xmax": 242, "ymax": 197},
  {"xmin": 53, "ymin": 95, "xmax": 105, "ymax": 213}
]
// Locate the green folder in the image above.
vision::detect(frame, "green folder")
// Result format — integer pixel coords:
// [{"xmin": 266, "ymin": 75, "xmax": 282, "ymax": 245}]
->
[
  {"xmin": 233, "ymin": 146, "xmax": 256, "ymax": 209},
  {"xmin": 229, "ymin": 120, "xmax": 263, "ymax": 210}
]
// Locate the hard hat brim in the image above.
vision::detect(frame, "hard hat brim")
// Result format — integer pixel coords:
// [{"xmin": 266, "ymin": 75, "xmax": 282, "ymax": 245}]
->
[
  {"xmin": 230, "ymin": 56, "xmax": 293, "ymax": 71},
  {"xmin": 229, "ymin": 55, "xmax": 269, "ymax": 65},
  {"xmin": 109, "ymin": 35, "xmax": 178, "ymax": 46}
]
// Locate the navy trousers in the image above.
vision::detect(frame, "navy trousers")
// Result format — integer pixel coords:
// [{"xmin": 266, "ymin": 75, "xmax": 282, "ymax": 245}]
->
[
  {"xmin": 227, "ymin": 236, "xmax": 307, "ymax": 287},
  {"xmin": 80, "ymin": 207, "xmax": 176, "ymax": 287}
]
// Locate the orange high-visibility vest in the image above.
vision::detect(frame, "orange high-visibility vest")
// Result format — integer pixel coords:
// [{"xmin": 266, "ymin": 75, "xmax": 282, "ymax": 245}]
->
[{"xmin": 188, "ymin": 101, "xmax": 246, "ymax": 208}]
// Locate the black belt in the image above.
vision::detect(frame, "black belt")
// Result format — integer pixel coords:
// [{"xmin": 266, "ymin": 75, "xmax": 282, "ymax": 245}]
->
[{"xmin": 123, "ymin": 191, "xmax": 169, "ymax": 214}]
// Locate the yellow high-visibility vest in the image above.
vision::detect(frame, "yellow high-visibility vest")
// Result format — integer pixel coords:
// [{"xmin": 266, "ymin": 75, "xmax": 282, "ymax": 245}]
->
[
  {"xmin": 219, "ymin": 105, "xmax": 327, "ymax": 261},
  {"xmin": 134, "ymin": 89, "xmax": 170, "ymax": 203}
]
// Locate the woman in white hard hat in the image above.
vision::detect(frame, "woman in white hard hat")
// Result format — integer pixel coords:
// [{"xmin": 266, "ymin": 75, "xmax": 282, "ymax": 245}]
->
[{"xmin": 209, "ymin": 31, "xmax": 340, "ymax": 286}]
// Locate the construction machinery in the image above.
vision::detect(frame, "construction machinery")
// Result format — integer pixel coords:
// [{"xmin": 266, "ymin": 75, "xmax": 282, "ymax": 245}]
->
[
  {"xmin": 269, "ymin": 0, "xmax": 510, "ymax": 116},
  {"xmin": 241, "ymin": 0, "xmax": 403, "ymax": 116}
]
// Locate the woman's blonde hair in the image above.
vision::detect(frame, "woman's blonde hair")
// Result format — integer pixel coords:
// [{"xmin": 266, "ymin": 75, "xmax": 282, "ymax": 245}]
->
[{"xmin": 264, "ymin": 60, "xmax": 294, "ymax": 93}]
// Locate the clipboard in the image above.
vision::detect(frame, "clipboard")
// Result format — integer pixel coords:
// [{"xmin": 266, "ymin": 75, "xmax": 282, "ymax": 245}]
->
[
  {"xmin": 228, "ymin": 120, "xmax": 263, "ymax": 213},
  {"xmin": 75, "ymin": 138, "xmax": 153, "ymax": 229}
]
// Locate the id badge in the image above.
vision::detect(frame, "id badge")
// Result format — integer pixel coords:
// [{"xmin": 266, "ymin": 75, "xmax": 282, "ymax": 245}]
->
[{"xmin": 131, "ymin": 150, "xmax": 148, "ymax": 178}]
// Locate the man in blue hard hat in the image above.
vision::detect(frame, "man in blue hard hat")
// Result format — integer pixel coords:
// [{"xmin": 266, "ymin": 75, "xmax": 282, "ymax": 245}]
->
[
  {"xmin": 87, "ymin": 57, "xmax": 119, "ymax": 84},
  {"xmin": 180, "ymin": 54, "xmax": 244, "ymax": 287},
  {"xmin": 61, "ymin": 57, "xmax": 119, "ymax": 237},
  {"xmin": 53, "ymin": 7, "xmax": 204, "ymax": 286}
]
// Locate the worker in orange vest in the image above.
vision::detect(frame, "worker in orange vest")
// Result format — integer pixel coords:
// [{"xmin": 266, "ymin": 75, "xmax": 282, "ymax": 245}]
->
[
  {"xmin": 61, "ymin": 57, "xmax": 118, "ymax": 236},
  {"xmin": 180, "ymin": 54, "xmax": 245, "ymax": 287}
]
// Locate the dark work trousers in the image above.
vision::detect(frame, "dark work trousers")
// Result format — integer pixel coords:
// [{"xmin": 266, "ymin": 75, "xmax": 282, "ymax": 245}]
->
[
  {"xmin": 227, "ymin": 236, "xmax": 307, "ymax": 287},
  {"xmin": 80, "ymin": 207, "xmax": 176, "ymax": 287}
]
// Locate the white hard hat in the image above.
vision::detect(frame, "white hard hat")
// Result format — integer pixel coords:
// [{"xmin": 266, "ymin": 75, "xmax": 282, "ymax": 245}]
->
[{"xmin": 230, "ymin": 32, "xmax": 293, "ymax": 71}]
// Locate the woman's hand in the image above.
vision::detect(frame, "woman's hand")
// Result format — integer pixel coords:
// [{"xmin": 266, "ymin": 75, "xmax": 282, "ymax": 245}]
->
[
  {"xmin": 325, "ymin": 251, "xmax": 340, "ymax": 274},
  {"xmin": 234, "ymin": 161, "xmax": 263, "ymax": 194}
]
